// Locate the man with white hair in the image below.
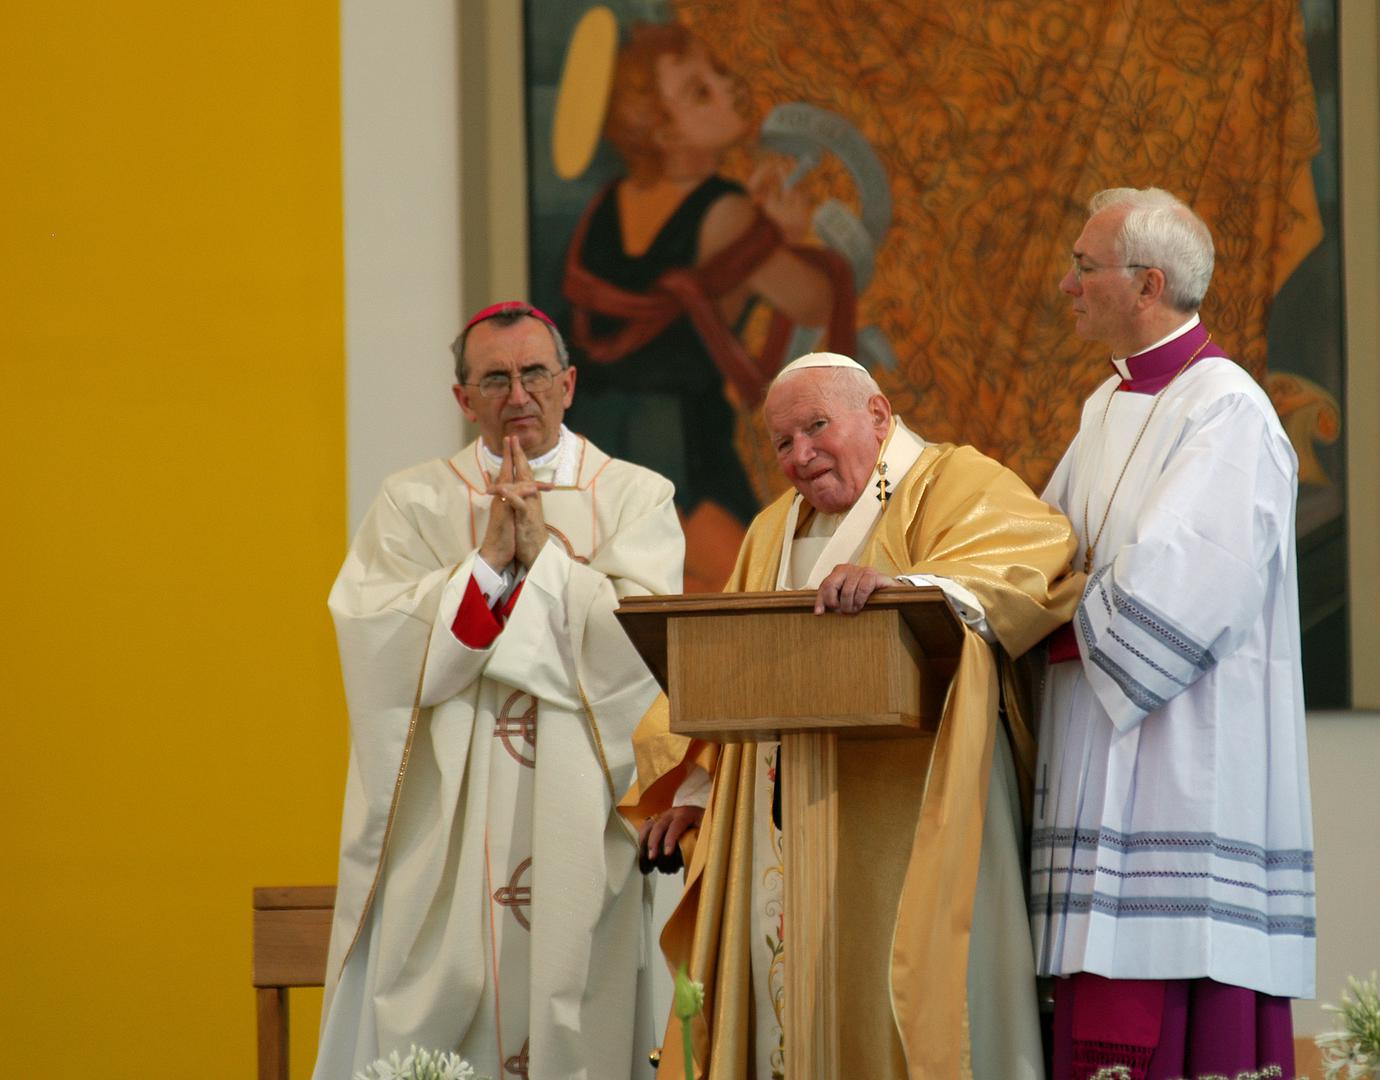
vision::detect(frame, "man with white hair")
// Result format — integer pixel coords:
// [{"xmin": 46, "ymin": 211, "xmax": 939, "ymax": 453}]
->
[
  {"xmin": 1030, "ymin": 188, "xmax": 1315, "ymax": 1079},
  {"xmin": 623, "ymin": 353, "xmax": 1083, "ymax": 1080}
]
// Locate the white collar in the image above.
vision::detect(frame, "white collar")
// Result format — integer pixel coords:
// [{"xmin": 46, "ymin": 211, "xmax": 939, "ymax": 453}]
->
[
  {"xmin": 479, "ymin": 424, "xmax": 578, "ymax": 486},
  {"xmin": 1111, "ymin": 314, "xmax": 1200, "ymax": 380}
]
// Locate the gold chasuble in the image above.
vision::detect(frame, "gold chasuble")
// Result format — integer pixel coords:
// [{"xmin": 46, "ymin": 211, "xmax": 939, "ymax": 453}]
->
[{"xmin": 623, "ymin": 437, "xmax": 1082, "ymax": 1079}]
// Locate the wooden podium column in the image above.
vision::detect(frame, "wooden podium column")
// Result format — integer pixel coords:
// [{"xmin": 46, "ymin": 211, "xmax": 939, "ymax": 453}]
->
[
  {"xmin": 782, "ymin": 730, "xmax": 840, "ymax": 1080},
  {"xmin": 614, "ymin": 588, "xmax": 963, "ymax": 1078}
]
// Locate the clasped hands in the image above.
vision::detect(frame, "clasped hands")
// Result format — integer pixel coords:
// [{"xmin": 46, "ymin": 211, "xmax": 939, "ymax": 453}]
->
[{"xmin": 480, "ymin": 436, "xmax": 554, "ymax": 573}]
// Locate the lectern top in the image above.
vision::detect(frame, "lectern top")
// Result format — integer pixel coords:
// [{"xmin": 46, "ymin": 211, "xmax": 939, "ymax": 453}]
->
[{"xmin": 616, "ymin": 586, "xmax": 964, "ymax": 692}]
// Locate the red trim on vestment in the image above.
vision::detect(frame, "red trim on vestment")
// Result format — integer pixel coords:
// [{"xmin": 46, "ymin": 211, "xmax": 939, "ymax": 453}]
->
[
  {"xmin": 497, "ymin": 580, "xmax": 524, "ymax": 621},
  {"xmin": 452, "ymin": 575, "xmax": 503, "ymax": 649},
  {"xmin": 1046, "ymin": 622, "xmax": 1081, "ymax": 663}
]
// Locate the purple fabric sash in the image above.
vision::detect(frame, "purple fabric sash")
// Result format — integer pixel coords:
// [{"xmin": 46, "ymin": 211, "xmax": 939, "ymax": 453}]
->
[{"xmin": 1114, "ymin": 321, "xmax": 1229, "ymax": 395}]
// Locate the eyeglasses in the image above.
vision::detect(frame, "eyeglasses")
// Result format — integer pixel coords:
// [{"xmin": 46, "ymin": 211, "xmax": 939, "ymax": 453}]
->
[
  {"xmin": 466, "ymin": 366, "xmax": 563, "ymax": 399},
  {"xmin": 1070, "ymin": 257, "xmax": 1150, "ymax": 284}
]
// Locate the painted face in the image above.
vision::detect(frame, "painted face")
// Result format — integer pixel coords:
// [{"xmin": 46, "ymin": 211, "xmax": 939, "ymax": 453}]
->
[
  {"xmin": 1059, "ymin": 206, "xmax": 1145, "ymax": 353},
  {"xmin": 654, "ymin": 43, "xmax": 747, "ymax": 156},
  {"xmin": 764, "ymin": 370, "xmax": 891, "ymax": 515},
  {"xmin": 452, "ymin": 318, "xmax": 575, "ymax": 457}
]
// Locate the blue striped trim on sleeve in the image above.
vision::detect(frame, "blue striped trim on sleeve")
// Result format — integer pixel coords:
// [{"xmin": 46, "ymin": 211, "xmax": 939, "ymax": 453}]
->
[
  {"xmin": 1109, "ymin": 576, "xmax": 1216, "ymax": 671},
  {"xmin": 1079, "ymin": 601, "xmax": 1167, "ymax": 713}
]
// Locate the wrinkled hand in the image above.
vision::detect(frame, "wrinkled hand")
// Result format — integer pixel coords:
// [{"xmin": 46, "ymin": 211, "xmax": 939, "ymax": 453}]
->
[
  {"xmin": 508, "ymin": 438, "xmax": 553, "ymax": 568},
  {"xmin": 814, "ymin": 563, "xmax": 898, "ymax": 615},
  {"xmin": 478, "ymin": 439, "xmax": 518, "ymax": 570},
  {"xmin": 482, "ymin": 436, "xmax": 553, "ymax": 571},
  {"xmin": 748, "ymin": 156, "xmax": 813, "ymax": 244},
  {"xmin": 637, "ymin": 805, "xmax": 704, "ymax": 874}
]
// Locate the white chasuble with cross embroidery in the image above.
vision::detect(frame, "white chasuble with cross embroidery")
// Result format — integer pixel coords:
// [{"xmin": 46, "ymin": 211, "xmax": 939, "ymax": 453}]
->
[{"xmin": 314, "ymin": 433, "xmax": 683, "ymax": 1080}]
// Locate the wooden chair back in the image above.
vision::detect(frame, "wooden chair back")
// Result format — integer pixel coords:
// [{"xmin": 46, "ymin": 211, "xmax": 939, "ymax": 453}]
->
[{"xmin": 252, "ymin": 886, "xmax": 335, "ymax": 1080}]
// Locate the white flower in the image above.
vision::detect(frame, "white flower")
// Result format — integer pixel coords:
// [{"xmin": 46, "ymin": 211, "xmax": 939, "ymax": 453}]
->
[
  {"xmin": 354, "ymin": 1047, "xmax": 405, "ymax": 1080},
  {"xmin": 1318, "ymin": 973, "xmax": 1380, "ymax": 1080},
  {"xmin": 437, "ymin": 1055, "xmax": 477, "ymax": 1080},
  {"xmin": 354, "ymin": 1046, "xmax": 488, "ymax": 1080}
]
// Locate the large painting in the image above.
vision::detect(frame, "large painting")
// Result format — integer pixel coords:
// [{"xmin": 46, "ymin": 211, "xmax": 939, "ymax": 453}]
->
[{"xmin": 523, "ymin": 0, "xmax": 1348, "ymax": 702}]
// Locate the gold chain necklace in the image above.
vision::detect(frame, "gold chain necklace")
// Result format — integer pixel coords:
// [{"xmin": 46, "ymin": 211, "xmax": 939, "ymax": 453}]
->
[{"xmin": 1081, "ymin": 333, "xmax": 1211, "ymax": 574}]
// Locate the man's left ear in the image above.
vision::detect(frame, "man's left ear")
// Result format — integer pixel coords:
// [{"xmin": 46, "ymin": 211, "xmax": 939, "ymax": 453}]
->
[{"xmin": 560, "ymin": 364, "xmax": 577, "ymax": 409}]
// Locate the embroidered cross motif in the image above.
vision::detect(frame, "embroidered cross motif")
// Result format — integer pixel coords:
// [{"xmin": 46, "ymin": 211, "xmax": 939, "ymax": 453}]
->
[
  {"xmin": 875, "ymin": 461, "xmax": 891, "ymax": 505},
  {"xmin": 504, "ymin": 1038, "xmax": 530, "ymax": 1079},
  {"xmin": 495, "ymin": 691, "xmax": 538, "ymax": 768},
  {"xmin": 494, "ymin": 857, "xmax": 533, "ymax": 930}
]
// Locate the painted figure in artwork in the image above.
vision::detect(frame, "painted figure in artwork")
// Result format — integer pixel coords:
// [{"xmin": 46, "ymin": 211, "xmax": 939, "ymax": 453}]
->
[{"xmin": 562, "ymin": 22, "xmax": 855, "ymax": 592}]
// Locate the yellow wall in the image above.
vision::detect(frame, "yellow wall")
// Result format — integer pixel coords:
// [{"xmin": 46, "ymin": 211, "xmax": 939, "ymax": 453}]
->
[{"xmin": 0, "ymin": 4, "xmax": 345, "ymax": 1076}]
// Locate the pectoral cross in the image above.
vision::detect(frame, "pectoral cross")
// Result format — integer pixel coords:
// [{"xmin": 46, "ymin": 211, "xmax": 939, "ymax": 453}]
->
[{"xmin": 875, "ymin": 461, "xmax": 891, "ymax": 505}]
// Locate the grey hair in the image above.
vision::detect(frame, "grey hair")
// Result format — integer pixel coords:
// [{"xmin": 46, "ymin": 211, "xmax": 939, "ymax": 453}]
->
[
  {"xmin": 769, "ymin": 363, "xmax": 882, "ymax": 410},
  {"xmin": 1089, "ymin": 187, "xmax": 1215, "ymax": 312},
  {"xmin": 449, "ymin": 304, "xmax": 570, "ymax": 383}
]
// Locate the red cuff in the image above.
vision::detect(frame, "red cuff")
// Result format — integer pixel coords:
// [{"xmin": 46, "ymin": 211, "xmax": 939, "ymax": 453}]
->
[
  {"xmin": 451, "ymin": 575, "xmax": 503, "ymax": 649},
  {"xmin": 1045, "ymin": 622, "xmax": 1081, "ymax": 664},
  {"xmin": 498, "ymin": 579, "xmax": 524, "ymax": 620}
]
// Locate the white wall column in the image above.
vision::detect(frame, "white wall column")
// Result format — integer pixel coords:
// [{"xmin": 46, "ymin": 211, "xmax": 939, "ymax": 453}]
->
[{"xmin": 341, "ymin": 0, "xmax": 464, "ymax": 533}]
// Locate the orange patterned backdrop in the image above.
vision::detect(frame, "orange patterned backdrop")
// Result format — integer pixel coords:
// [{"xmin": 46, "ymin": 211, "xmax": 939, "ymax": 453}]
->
[{"xmin": 676, "ymin": 0, "xmax": 1322, "ymax": 492}]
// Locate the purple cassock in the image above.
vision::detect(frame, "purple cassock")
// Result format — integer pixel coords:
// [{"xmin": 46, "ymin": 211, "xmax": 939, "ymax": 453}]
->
[{"xmin": 1053, "ymin": 973, "xmax": 1296, "ymax": 1080}]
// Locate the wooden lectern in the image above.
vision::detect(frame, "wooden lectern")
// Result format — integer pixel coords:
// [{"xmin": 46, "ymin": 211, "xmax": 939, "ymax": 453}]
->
[{"xmin": 616, "ymin": 587, "xmax": 964, "ymax": 1080}]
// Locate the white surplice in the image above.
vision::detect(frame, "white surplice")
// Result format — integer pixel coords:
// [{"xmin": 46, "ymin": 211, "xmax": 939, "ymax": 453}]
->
[
  {"xmin": 1030, "ymin": 356, "xmax": 1316, "ymax": 998},
  {"xmin": 314, "ymin": 430, "xmax": 683, "ymax": 1080}
]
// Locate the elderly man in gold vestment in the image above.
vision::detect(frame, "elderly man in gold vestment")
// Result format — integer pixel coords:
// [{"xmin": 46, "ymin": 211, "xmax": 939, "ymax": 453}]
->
[{"xmin": 622, "ymin": 352, "xmax": 1082, "ymax": 1080}]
